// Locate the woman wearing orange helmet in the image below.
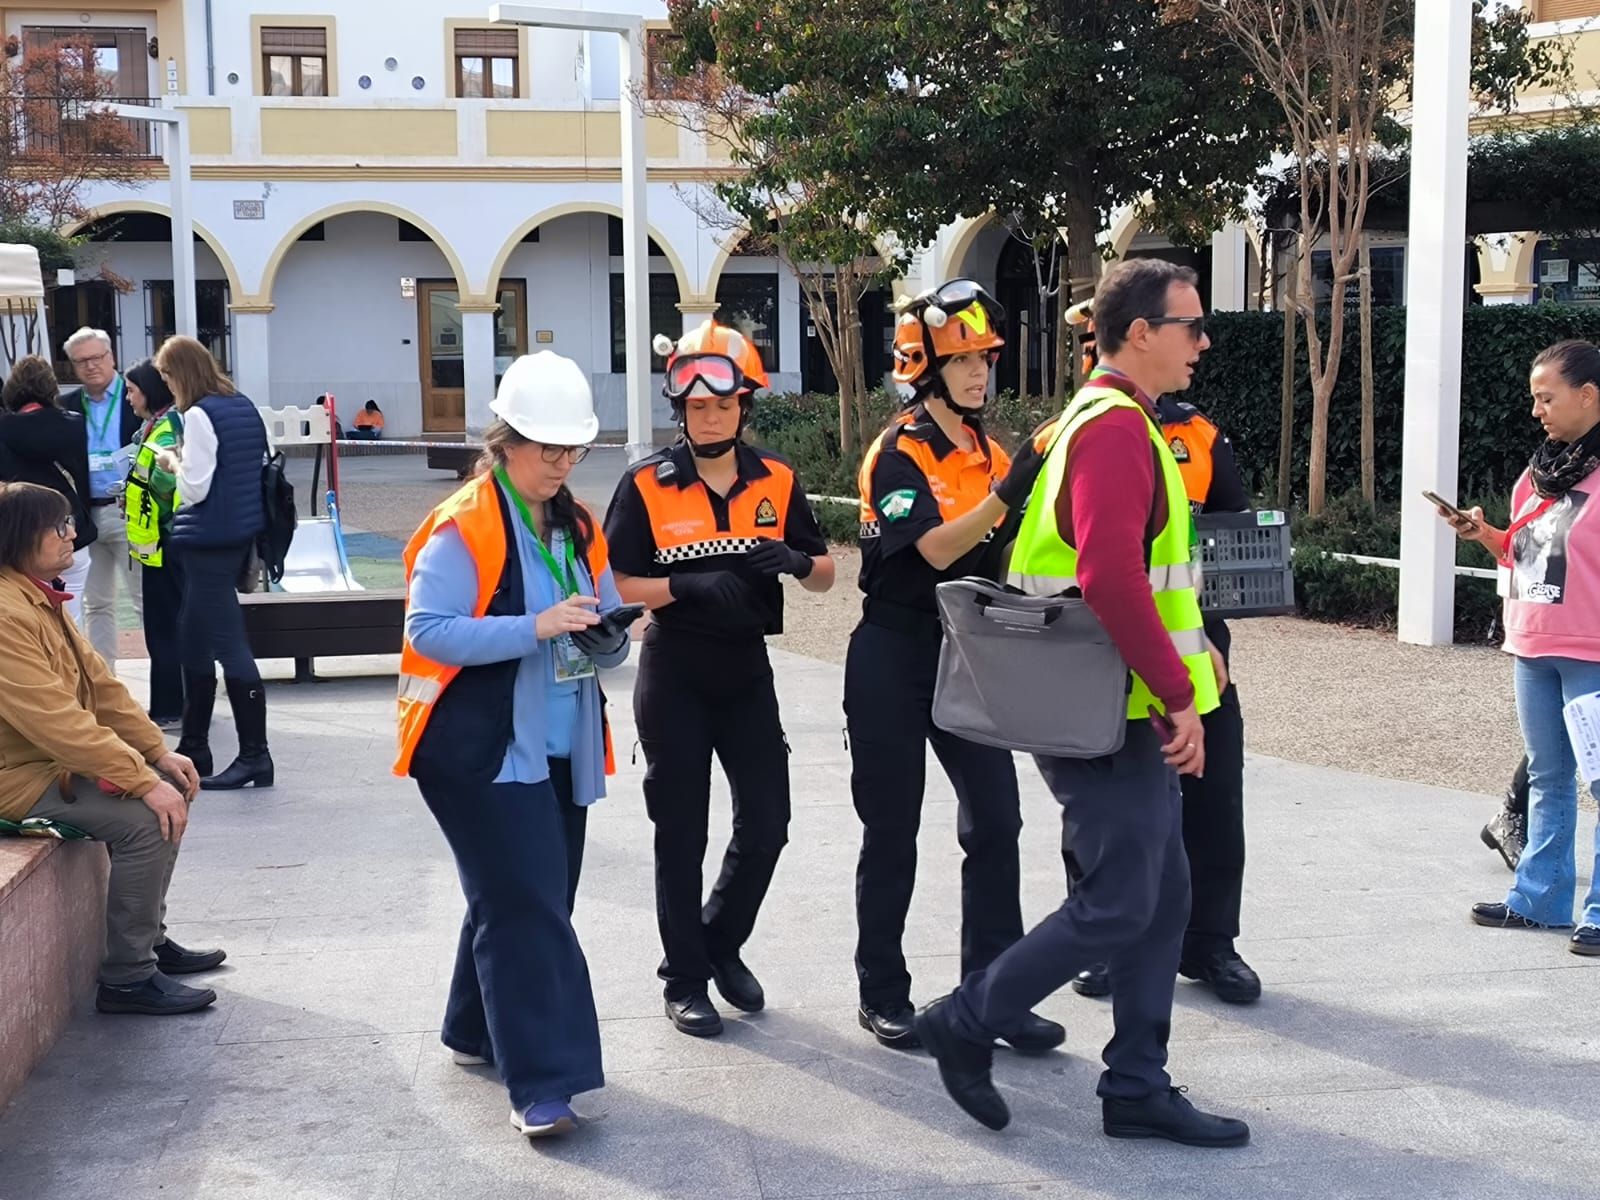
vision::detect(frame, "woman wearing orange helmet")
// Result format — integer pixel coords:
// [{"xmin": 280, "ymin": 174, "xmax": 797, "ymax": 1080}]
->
[
  {"xmin": 604, "ymin": 319, "xmax": 834, "ymax": 1038},
  {"xmin": 847, "ymin": 279, "xmax": 1057, "ymax": 1052}
]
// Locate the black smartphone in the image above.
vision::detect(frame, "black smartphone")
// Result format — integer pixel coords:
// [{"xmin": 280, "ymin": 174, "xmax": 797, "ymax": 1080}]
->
[
  {"xmin": 1146, "ymin": 704, "xmax": 1175, "ymax": 740},
  {"xmin": 1422, "ymin": 489, "xmax": 1479, "ymax": 530}
]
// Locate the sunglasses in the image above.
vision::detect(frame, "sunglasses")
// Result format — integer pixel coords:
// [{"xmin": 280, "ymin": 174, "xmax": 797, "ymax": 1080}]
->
[
  {"xmin": 665, "ymin": 353, "xmax": 744, "ymax": 400},
  {"xmin": 537, "ymin": 444, "xmax": 590, "ymax": 464},
  {"xmin": 1145, "ymin": 315, "xmax": 1207, "ymax": 342},
  {"xmin": 55, "ymin": 514, "xmax": 76, "ymax": 539},
  {"xmin": 920, "ymin": 278, "xmax": 1009, "ymax": 326}
]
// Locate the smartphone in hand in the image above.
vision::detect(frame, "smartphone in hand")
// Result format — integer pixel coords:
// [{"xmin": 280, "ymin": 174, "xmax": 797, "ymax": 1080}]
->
[{"xmin": 1422, "ymin": 489, "xmax": 1479, "ymax": 530}]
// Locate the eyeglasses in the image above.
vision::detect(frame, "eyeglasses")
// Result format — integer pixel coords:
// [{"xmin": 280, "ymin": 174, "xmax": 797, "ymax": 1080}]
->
[
  {"xmin": 537, "ymin": 443, "xmax": 591, "ymax": 464},
  {"xmin": 55, "ymin": 515, "xmax": 76, "ymax": 539},
  {"xmin": 1145, "ymin": 316, "xmax": 1207, "ymax": 342},
  {"xmin": 665, "ymin": 353, "xmax": 744, "ymax": 401},
  {"xmin": 69, "ymin": 349, "xmax": 112, "ymax": 368}
]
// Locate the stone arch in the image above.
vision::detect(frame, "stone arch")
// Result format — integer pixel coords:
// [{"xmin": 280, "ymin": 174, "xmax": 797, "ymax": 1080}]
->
[
  {"xmin": 1107, "ymin": 204, "xmax": 1146, "ymax": 261},
  {"xmin": 486, "ymin": 201, "xmax": 692, "ymax": 301},
  {"xmin": 259, "ymin": 201, "xmax": 471, "ymax": 304},
  {"xmin": 939, "ymin": 214, "xmax": 998, "ymax": 284},
  {"xmin": 701, "ymin": 218, "xmax": 903, "ymax": 300},
  {"xmin": 61, "ymin": 199, "xmax": 246, "ymax": 303}
]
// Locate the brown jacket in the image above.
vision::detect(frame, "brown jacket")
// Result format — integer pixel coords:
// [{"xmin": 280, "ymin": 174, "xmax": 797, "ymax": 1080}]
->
[{"xmin": 0, "ymin": 568, "xmax": 167, "ymax": 820}]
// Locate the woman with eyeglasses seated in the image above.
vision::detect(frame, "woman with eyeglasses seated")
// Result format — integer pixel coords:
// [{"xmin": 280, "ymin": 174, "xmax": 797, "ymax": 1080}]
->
[
  {"xmin": 844, "ymin": 279, "xmax": 1055, "ymax": 1053},
  {"xmin": 396, "ymin": 352, "xmax": 632, "ymax": 1139},
  {"xmin": 602, "ymin": 319, "xmax": 834, "ymax": 1038}
]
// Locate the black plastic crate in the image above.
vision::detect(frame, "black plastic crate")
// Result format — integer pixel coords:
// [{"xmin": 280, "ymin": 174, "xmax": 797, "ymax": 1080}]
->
[{"xmin": 1195, "ymin": 511, "xmax": 1295, "ymax": 617}]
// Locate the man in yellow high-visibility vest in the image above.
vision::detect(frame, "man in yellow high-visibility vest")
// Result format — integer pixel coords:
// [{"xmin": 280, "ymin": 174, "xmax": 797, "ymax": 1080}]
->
[{"xmin": 916, "ymin": 258, "xmax": 1249, "ymax": 1149}]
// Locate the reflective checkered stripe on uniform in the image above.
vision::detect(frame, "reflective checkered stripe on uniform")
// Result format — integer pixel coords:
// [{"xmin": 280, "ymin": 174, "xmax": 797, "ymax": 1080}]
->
[{"xmin": 655, "ymin": 536, "xmax": 766, "ymax": 564}]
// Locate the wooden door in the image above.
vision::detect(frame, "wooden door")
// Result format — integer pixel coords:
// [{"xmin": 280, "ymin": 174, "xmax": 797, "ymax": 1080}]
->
[{"xmin": 418, "ymin": 282, "xmax": 465, "ymax": 434}]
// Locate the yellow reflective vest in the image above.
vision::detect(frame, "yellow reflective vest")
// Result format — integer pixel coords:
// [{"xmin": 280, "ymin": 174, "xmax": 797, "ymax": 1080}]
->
[
  {"xmin": 1008, "ymin": 384, "xmax": 1220, "ymax": 718},
  {"xmin": 125, "ymin": 409, "xmax": 181, "ymax": 568}
]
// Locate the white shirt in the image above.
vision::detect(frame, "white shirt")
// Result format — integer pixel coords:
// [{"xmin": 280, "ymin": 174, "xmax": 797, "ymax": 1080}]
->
[{"xmin": 173, "ymin": 403, "xmax": 273, "ymax": 509}]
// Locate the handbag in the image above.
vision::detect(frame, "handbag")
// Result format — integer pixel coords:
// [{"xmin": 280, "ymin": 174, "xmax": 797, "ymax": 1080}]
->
[{"xmin": 932, "ymin": 577, "xmax": 1131, "ymax": 758}]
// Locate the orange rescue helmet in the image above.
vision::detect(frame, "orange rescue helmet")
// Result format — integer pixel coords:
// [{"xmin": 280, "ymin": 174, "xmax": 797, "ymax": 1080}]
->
[
  {"xmin": 653, "ymin": 318, "xmax": 769, "ymax": 407},
  {"xmin": 892, "ymin": 278, "xmax": 1006, "ymax": 390}
]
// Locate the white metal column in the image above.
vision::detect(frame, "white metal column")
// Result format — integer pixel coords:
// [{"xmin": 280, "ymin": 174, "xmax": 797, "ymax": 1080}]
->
[
  {"xmin": 109, "ymin": 103, "xmax": 196, "ymax": 339},
  {"xmin": 1210, "ymin": 223, "xmax": 1248, "ymax": 312},
  {"xmin": 1397, "ymin": 0, "xmax": 1472, "ymax": 645},
  {"xmin": 617, "ymin": 24, "xmax": 652, "ymax": 462}
]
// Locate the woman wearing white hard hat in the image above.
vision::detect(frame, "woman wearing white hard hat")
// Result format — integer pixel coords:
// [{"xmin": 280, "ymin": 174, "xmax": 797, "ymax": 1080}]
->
[{"xmin": 395, "ymin": 351, "xmax": 635, "ymax": 1139}]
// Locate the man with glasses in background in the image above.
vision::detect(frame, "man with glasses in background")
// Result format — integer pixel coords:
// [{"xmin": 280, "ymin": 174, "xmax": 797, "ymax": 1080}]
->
[{"xmin": 65, "ymin": 327, "xmax": 143, "ymax": 667}]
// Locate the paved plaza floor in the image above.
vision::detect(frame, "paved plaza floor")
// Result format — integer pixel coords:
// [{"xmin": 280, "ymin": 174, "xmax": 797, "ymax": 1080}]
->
[{"xmin": 1, "ymin": 647, "xmax": 1595, "ymax": 1200}]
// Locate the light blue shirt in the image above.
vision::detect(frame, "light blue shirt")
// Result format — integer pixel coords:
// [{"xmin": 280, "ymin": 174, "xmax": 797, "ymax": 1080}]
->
[
  {"xmin": 83, "ymin": 374, "xmax": 125, "ymax": 500},
  {"xmin": 404, "ymin": 480, "xmax": 630, "ymax": 802}
]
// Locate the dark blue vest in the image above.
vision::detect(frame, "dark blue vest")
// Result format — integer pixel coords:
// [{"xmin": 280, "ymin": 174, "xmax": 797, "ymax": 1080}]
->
[{"xmin": 169, "ymin": 394, "xmax": 268, "ymax": 548}]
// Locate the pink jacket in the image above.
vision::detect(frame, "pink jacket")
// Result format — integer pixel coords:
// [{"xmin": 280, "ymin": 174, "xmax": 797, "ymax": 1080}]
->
[{"xmin": 1503, "ymin": 461, "xmax": 1600, "ymax": 662}]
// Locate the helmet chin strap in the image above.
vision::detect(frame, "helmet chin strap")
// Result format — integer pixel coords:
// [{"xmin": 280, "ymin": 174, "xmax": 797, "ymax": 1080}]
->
[{"xmin": 680, "ymin": 397, "xmax": 749, "ymax": 459}]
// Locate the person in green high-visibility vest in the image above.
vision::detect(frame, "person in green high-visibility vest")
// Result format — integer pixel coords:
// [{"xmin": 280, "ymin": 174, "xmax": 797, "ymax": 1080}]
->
[
  {"xmin": 915, "ymin": 258, "xmax": 1249, "ymax": 1150},
  {"xmin": 122, "ymin": 359, "xmax": 184, "ymax": 727}
]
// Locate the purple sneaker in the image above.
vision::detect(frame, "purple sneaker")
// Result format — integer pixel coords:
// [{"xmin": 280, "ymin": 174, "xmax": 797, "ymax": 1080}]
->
[{"xmin": 510, "ymin": 1099, "xmax": 578, "ymax": 1138}]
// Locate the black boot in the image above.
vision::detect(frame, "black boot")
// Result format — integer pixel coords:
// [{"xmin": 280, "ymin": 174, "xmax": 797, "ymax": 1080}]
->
[
  {"xmin": 1481, "ymin": 759, "xmax": 1528, "ymax": 872},
  {"xmin": 202, "ymin": 678, "xmax": 274, "ymax": 791},
  {"xmin": 175, "ymin": 669, "xmax": 216, "ymax": 779}
]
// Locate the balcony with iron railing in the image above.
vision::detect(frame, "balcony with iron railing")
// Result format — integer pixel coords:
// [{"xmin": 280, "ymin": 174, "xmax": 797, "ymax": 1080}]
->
[{"xmin": 0, "ymin": 94, "xmax": 161, "ymax": 161}]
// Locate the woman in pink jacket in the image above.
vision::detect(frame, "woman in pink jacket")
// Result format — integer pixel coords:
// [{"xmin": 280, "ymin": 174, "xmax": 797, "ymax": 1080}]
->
[{"xmin": 1441, "ymin": 340, "xmax": 1600, "ymax": 957}]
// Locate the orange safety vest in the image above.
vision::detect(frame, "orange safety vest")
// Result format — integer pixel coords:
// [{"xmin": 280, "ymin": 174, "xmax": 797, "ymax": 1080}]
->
[
  {"xmin": 856, "ymin": 409, "xmax": 1012, "ymax": 538},
  {"xmin": 393, "ymin": 472, "xmax": 614, "ymax": 778},
  {"xmin": 631, "ymin": 451, "xmax": 799, "ymax": 563},
  {"xmin": 1161, "ymin": 412, "xmax": 1221, "ymax": 509}
]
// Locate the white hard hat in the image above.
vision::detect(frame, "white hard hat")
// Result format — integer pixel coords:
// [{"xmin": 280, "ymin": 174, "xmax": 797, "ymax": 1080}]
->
[{"xmin": 488, "ymin": 351, "xmax": 599, "ymax": 445}]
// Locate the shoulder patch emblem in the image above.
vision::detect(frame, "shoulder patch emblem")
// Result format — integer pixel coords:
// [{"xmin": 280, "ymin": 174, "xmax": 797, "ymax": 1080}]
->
[
  {"xmin": 1168, "ymin": 436, "xmax": 1190, "ymax": 463},
  {"xmin": 754, "ymin": 497, "xmax": 779, "ymax": 527},
  {"xmin": 879, "ymin": 488, "xmax": 918, "ymax": 522}
]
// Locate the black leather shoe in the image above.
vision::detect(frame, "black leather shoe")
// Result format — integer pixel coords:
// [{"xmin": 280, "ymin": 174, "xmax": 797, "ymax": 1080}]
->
[
  {"xmin": 1470, "ymin": 901, "xmax": 1554, "ymax": 930},
  {"xmin": 1570, "ymin": 925, "xmax": 1600, "ymax": 956},
  {"xmin": 1179, "ymin": 951, "xmax": 1262, "ymax": 1005},
  {"xmin": 96, "ymin": 971, "xmax": 217, "ymax": 1016},
  {"xmin": 155, "ymin": 938, "xmax": 227, "ymax": 975},
  {"xmin": 914, "ymin": 996, "xmax": 1008, "ymax": 1130},
  {"xmin": 1071, "ymin": 963, "xmax": 1111, "ymax": 998},
  {"xmin": 665, "ymin": 994, "xmax": 723, "ymax": 1037},
  {"xmin": 858, "ymin": 1003, "xmax": 921, "ymax": 1050},
  {"xmin": 710, "ymin": 955, "xmax": 765, "ymax": 1013},
  {"xmin": 1103, "ymin": 1086, "xmax": 1249, "ymax": 1147},
  {"xmin": 1000, "ymin": 1012, "xmax": 1066, "ymax": 1054}
]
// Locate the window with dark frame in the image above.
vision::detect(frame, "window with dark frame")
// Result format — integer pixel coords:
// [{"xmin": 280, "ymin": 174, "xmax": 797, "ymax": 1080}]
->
[
  {"xmin": 454, "ymin": 27, "xmax": 519, "ymax": 99},
  {"xmin": 261, "ymin": 26, "xmax": 328, "ymax": 97},
  {"xmin": 145, "ymin": 280, "xmax": 233, "ymax": 371},
  {"xmin": 609, "ymin": 274, "xmax": 683, "ymax": 374},
  {"xmin": 713, "ymin": 273, "xmax": 780, "ymax": 370}
]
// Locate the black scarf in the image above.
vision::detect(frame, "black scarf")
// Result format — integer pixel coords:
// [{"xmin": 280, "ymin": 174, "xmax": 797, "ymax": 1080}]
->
[{"xmin": 1529, "ymin": 420, "xmax": 1600, "ymax": 499}]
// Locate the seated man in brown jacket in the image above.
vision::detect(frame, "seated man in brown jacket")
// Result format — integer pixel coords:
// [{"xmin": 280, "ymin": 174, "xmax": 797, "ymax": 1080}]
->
[{"xmin": 0, "ymin": 482, "xmax": 227, "ymax": 1015}]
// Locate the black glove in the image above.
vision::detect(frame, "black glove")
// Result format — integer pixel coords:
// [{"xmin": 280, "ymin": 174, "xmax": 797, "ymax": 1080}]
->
[
  {"xmin": 571, "ymin": 609, "xmax": 629, "ymax": 657},
  {"xmin": 993, "ymin": 436, "xmax": 1048, "ymax": 509},
  {"xmin": 669, "ymin": 570, "xmax": 754, "ymax": 610},
  {"xmin": 745, "ymin": 538, "xmax": 814, "ymax": 579}
]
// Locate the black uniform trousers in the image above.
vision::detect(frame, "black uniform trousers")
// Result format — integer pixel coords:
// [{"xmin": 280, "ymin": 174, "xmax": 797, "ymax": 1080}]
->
[
  {"xmin": 845, "ymin": 613, "xmax": 1024, "ymax": 1010},
  {"xmin": 634, "ymin": 625, "xmax": 791, "ymax": 1002},
  {"xmin": 949, "ymin": 719, "xmax": 1189, "ymax": 1100},
  {"xmin": 139, "ymin": 557, "xmax": 185, "ymax": 720}
]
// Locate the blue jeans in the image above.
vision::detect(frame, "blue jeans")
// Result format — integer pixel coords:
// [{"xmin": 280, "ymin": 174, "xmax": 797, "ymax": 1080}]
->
[{"xmin": 1508, "ymin": 655, "xmax": 1600, "ymax": 929}]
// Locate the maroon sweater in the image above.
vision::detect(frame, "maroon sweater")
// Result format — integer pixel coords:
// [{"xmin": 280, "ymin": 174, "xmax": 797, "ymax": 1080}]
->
[{"xmin": 1052, "ymin": 376, "xmax": 1195, "ymax": 713}]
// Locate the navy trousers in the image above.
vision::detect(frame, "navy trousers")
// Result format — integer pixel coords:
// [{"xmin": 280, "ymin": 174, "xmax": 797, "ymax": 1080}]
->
[
  {"xmin": 949, "ymin": 719, "xmax": 1190, "ymax": 1100},
  {"xmin": 420, "ymin": 759, "xmax": 602, "ymax": 1110}
]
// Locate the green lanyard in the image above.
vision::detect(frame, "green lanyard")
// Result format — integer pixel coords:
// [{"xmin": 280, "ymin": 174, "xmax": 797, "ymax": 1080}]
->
[
  {"xmin": 495, "ymin": 467, "xmax": 579, "ymax": 597},
  {"xmin": 82, "ymin": 375, "xmax": 120, "ymax": 444}
]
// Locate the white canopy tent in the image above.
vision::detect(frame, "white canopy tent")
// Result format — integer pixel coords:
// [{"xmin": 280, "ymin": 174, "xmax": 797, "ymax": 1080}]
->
[{"xmin": 0, "ymin": 243, "xmax": 49, "ymax": 368}]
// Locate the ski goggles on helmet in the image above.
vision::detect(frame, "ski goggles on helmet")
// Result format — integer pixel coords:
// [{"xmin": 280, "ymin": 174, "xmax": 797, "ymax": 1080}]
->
[
  {"xmin": 917, "ymin": 278, "xmax": 1008, "ymax": 327},
  {"xmin": 664, "ymin": 352, "xmax": 746, "ymax": 403}
]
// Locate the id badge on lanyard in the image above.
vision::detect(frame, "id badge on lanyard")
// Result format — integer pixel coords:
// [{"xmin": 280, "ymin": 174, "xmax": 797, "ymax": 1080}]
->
[{"xmin": 548, "ymin": 527, "xmax": 595, "ymax": 683}]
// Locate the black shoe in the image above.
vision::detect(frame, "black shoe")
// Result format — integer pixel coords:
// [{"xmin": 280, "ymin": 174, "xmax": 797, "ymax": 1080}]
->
[
  {"xmin": 665, "ymin": 994, "xmax": 723, "ymax": 1037},
  {"xmin": 1570, "ymin": 925, "xmax": 1600, "ymax": 956},
  {"xmin": 1179, "ymin": 950, "xmax": 1262, "ymax": 1005},
  {"xmin": 1000, "ymin": 1012, "xmax": 1066, "ymax": 1054},
  {"xmin": 1103, "ymin": 1086, "xmax": 1250, "ymax": 1148},
  {"xmin": 1481, "ymin": 808, "xmax": 1526, "ymax": 872},
  {"xmin": 202, "ymin": 679, "xmax": 274, "ymax": 790},
  {"xmin": 176, "ymin": 669, "xmax": 217, "ymax": 778},
  {"xmin": 1470, "ymin": 901, "xmax": 1555, "ymax": 930},
  {"xmin": 155, "ymin": 938, "xmax": 227, "ymax": 975},
  {"xmin": 857, "ymin": 1002, "xmax": 921, "ymax": 1050},
  {"xmin": 914, "ymin": 996, "xmax": 1008, "ymax": 1131},
  {"xmin": 1071, "ymin": 963, "xmax": 1111, "ymax": 998},
  {"xmin": 709, "ymin": 955, "xmax": 765, "ymax": 1013},
  {"xmin": 95, "ymin": 971, "xmax": 217, "ymax": 1016}
]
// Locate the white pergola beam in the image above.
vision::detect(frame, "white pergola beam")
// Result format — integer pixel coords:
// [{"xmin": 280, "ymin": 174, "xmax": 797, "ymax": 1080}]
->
[
  {"xmin": 1397, "ymin": 0, "xmax": 1472, "ymax": 645},
  {"xmin": 107, "ymin": 102, "xmax": 195, "ymax": 340}
]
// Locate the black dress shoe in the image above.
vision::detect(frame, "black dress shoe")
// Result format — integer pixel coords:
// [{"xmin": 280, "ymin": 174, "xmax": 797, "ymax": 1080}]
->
[
  {"xmin": 1103, "ymin": 1086, "xmax": 1249, "ymax": 1147},
  {"xmin": 858, "ymin": 1003, "xmax": 921, "ymax": 1050},
  {"xmin": 914, "ymin": 996, "xmax": 1008, "ymax": 1130},
  {"xmin": 665, "ymin": 994, "xmax": 724, "ymax": 1037},
  {"xmin": 96, "ymin": 971, "xmax": 217, "ymax": 1016},
  {"xmin": 1570, "ymin": 925, "xmax": 1600, "ymax": 956},
  {"xmin": 155, "ymin": 938, "xmax": 228, "ymax": 975},
  {"xmin": 1071, "ymin": 963, "xmax": 1111, "ymax": 998},
  {"xmin": 710, "ymin": 955, "xmax": 765, "ymax": 1013},
  {"xmin": 1470, "ymin": 901, "xmax": 1554, "ymax": 930},
  {"xmin": 1179, "ymin": 950, "xmax": 1262, "ymax": 1005},
  {"xmin": 1000, "ymin": 1012, "xmax": 1066, "ymax": 1054}
]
